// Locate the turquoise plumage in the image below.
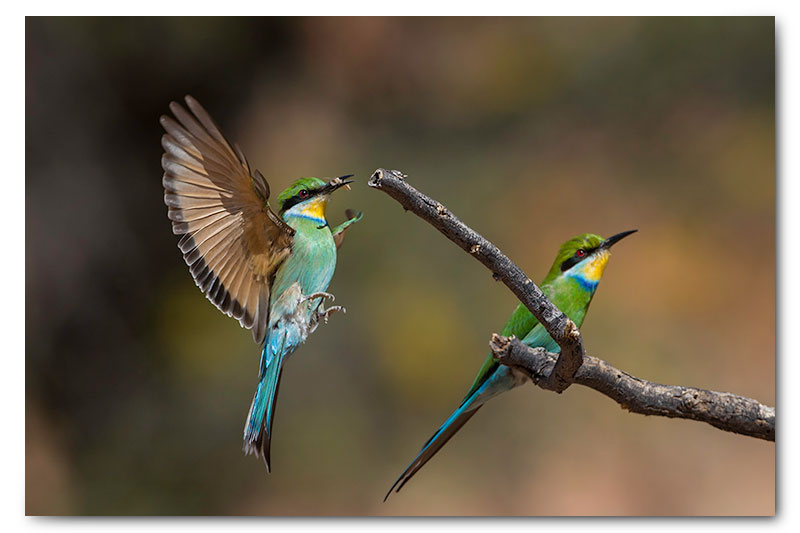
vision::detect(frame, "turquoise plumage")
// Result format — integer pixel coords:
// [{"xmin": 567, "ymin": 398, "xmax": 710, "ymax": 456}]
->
[
  {"xmin": 160, "ymin": 96, "xmax": 361, "ymax": 471},
  {"xmin": 243, "ymin": 181, "xmax": 358, "ymax": 468}
]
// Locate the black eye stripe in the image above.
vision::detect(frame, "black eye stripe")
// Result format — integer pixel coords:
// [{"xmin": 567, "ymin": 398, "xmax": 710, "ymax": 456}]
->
[
  {"xmin": 560, "ymin": 247, "xmax": 598, "ymax": 272},
  {"xmin": 560, "ymin": 256, "xmax": 579, "ymax": 272},
  {"xmin": 280, "ymin": 188, "xmax": 321, "ymax": 212}
]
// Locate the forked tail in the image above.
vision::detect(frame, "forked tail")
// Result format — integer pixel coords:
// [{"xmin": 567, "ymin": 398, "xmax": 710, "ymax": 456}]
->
[{"xmin": 243, "ymin": 331, "xmax": 288, "ymax": 472}]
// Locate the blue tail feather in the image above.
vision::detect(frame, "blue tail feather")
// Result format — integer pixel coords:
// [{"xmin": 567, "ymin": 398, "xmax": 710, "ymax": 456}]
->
[
  {"xmin": 384, "ymin": 390, "xmax": 483, "ymax": 501},
  {"xmin": 385, "ymin": 364, "xmax": 521, "ymax": 501},
  {"xmin": 243, "ymin": 330, "xmax": 288, "ymax": 472}
]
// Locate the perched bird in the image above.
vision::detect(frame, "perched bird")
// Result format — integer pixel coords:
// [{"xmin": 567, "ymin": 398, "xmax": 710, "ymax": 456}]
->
[
  {"xmin": 385, "ymin": 230, "xmax": 636, "ymax": 500},
  {"xmin": 160, "ymin": 96, "xmax": 362, "ymax": 470}
]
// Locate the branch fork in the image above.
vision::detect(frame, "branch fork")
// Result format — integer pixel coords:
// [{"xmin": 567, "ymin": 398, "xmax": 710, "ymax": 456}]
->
[{"xmin": 368, "ymin": 168, "xmax": 774, "ymax": 442}]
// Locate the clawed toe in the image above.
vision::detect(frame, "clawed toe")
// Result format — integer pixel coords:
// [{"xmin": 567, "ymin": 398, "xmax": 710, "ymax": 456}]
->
[
  {"xmin": 318, "ymin": 305, "xmax": 345, "ymax": 323},
  {"xmin": 303, "ymin": 291, "xmax": 335, "ymax": 304}
]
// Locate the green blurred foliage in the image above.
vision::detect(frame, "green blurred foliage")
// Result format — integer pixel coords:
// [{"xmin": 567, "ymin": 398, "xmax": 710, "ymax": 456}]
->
[{"xmin": 26, "ymin": 17, "xmax": 774, "ymax": 515}]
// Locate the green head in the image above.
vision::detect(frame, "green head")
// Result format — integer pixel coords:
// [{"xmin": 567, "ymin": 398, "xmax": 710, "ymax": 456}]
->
[
  {"xmin": 543, "ymin": 230, "xmax": 637, "ymax": 287},
  {"xmin": 276, "ymin": 175, "xmax": 354, "ymax": 217}
]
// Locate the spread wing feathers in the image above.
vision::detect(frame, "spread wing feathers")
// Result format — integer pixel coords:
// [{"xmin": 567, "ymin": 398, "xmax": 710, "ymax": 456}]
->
[{"xmin": 161, "ymin": 95, "xmax": 294, "ymax": 344}]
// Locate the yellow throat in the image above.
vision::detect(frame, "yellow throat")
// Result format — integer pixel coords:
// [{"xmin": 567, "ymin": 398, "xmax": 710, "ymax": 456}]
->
[
  {"xmin": 571, "ymin": 249, "xmax": 610, "ymax": 285},
  {"xmin": 291, "ymin": 196, "xmax": 329, "ymax": 222}
]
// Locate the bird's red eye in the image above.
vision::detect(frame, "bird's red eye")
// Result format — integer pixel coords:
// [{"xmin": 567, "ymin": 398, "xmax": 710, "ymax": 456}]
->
[
  {"xmin": 299, "ymin": 189, "xmax": 309, "ymax": 198},
  {"xmin": 576, "ymin": 249, "xmax": 586, "ymax": 258}
]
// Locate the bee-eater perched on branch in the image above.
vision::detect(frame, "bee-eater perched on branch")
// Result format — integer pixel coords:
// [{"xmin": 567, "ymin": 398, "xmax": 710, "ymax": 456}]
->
[
  {"xmin": 385, "ymin": 230, "xmax": 636, "ymax": 500},
  {"xmin": 160, "ymin": 96, "xmax": 362, "ymax": 471}
]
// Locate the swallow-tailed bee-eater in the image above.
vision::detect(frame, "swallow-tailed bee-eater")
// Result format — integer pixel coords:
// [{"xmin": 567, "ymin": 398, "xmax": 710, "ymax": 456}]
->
[
  {"xmin": 160, "ymin": 96, "xmax": 362, "ymax": 471},
  {"xmin": 385, "ymin": 230, "xmax": 636, "ymax": 499}
]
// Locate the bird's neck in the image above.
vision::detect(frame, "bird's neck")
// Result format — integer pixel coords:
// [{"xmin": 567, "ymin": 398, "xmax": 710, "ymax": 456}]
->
[
  {"xmin": 563, "ymin": 249, "xmax": 609, "ymax": 292},
  {"xmin": 543, "ymin": 277, "xmax": 594, "ymax": 329},
  {"xmin": 545, "ymin": 251, "xmax": 609, "ymax": 328},
  {"xmin": 282, "ymin": 197, "xmax": 329, "ymax": 228}
]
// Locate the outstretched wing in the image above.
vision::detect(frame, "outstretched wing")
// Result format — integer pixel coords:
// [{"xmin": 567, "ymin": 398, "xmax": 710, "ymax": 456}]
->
[{"xmin": 161, "ymin": 95, "xmax": 294, "ymax": 344}]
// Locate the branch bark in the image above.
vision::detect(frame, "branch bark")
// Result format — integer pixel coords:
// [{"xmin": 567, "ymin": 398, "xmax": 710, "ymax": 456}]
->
[
  {"xmin": 367, "ymin": 168, "xmax": 583, "ymax": 392},
  {"xmin": 368, "ymin": 168, "xmax": 775, "ymax": 442},
  {"xmin": 491, "ymin": 335, "xmax": 774, "ymax": 440}
]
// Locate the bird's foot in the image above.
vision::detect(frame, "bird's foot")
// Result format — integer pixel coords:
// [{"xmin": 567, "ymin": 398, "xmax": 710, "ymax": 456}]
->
[
  {"xmin": 307, "ymin": 304, "xmax": 345, "ymax": 335},
  {"xmin": 317, "ymin": 305, "xmax": 346, "ymax": 324},
  {"xmin": 302, "ymin": 291, "xmax": 335, "ymax": 304}
]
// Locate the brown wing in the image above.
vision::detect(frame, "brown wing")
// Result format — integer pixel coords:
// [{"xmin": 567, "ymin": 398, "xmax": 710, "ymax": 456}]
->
[{"xmin": 160, "ymin": 95, "xmax": 294, "ymax": 344}]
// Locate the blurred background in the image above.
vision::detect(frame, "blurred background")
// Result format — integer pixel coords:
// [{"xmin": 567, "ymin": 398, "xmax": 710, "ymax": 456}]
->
[{"xmin": 26, "ymin": 17, "xmax": 774, "ymax": 515}]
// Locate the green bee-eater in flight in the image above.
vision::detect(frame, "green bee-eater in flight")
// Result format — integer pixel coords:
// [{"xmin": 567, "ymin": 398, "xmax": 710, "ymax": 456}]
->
[
  {"xmin": 160, "ymin": 96, "xmax": 362, "ymax": 471},
  {"xmin": 385, "ymin": 230, "xmax": 636, "ymax": 500}
]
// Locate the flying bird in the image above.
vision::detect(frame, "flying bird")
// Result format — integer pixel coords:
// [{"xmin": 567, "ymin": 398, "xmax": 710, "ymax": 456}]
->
[
  {"xmin": 160, "ymin": 95, "xmax": 362, "ymax": 471},
  {"xmin": 385, "ymin": 230, "xmax": 636, "ymax": 499}
]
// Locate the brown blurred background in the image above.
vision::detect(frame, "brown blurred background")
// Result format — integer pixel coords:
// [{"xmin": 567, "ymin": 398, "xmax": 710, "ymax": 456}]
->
[{"xmin": 25, "ymin": 17, "xmax": 774, "ymax": 515}]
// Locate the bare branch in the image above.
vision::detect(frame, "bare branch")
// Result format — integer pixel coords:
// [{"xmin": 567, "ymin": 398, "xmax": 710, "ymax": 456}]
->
[
  {"xmin": 369, "ymin": 168, "xmax": 775, "ymax": 442},
  {"xmin": 368, "ymin": 168, "xmax": 583, "ymax": 392},
  {"xmin": 491, "ymin": 335, "xmax": 775, "ymax": 441}
]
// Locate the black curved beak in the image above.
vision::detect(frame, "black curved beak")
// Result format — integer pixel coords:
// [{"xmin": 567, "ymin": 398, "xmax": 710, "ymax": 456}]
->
[
  {"xmin": 601, "ymin": 229, "xmax": 637, "ymax": 249},
  {"xmin": 323, "ymin": 174, "xmax": 355, "ymax": 194}
]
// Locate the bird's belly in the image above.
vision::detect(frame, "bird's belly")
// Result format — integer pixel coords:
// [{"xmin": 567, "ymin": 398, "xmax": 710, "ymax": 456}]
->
[
  {"xmin": 272, "ymin": 228, "xmax": 337, "ymax": 298},
  {"xmin": 264, "ymin": 229, "xmax": 337, "ymax": 359}
]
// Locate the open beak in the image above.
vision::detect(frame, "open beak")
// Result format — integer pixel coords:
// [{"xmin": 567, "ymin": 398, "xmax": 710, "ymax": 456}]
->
[
  {"xmin": 324, "ymin": 174, "xmax": 355, "ymax": 194},
  {"xmin": 601, "ymin": 229, "xmax": 637, "ymax": 249}
]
